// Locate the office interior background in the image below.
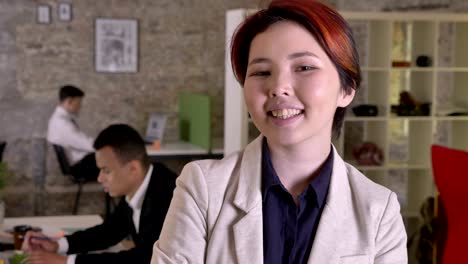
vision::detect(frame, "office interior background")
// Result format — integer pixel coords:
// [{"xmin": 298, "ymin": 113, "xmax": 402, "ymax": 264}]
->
[{"xmin": 1, "ymin": 3, "xmax": 467, "ymax": 262}]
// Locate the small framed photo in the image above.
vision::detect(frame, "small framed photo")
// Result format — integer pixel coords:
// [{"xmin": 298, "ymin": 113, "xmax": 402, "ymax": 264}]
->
[
  {"xmin": 58, "ymin": 3, "xmax": 72, "ymax": 22},
  {"xmin": 145, "ymin": 113, "xmax": 168, "ymax": 142},
  {"xmin": 95, "ymin": 18, "xmax": 138, "ymax": 73},
  {"xmin": 37, "ymin": 5, "xmax": 51, "ymax": 24}
]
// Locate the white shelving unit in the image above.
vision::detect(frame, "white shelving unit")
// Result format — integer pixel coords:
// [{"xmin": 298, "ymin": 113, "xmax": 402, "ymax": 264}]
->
[{"xmin": 225, "ymin": 9, "xmax": 468, "ymax": 224}]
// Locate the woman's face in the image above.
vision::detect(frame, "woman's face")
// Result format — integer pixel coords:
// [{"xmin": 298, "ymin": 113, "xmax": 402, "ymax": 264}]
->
[{"xmin": 243, "ymin": 21, "xmax": 354, "ymax": 147}]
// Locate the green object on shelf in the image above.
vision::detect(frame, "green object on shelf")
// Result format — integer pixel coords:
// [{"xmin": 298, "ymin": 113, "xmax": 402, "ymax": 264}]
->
[{"xmin": 179, "ymin": 91, "xmax": 211, "ymax": 150}]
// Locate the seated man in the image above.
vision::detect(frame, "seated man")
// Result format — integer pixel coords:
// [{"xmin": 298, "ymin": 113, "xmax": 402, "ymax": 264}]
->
[
  {"xmin": 47, "ymin": 85, "xmax": 98, "ymax": 180},
  {"xmin": 24, "ymin": 124, "xmax": 177, "ymax": 264}
]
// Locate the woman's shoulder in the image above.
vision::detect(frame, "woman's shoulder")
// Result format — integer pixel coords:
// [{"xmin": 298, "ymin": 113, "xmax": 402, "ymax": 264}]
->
[
  {"xmin": 177, "ymin": 150, "xmax": 245, "ymax": 190},
  {"xmin": 343, "ymin": 162, "xmax": 403, "ymax": 232},
  {"xmin": 344, "ymin": 162, "xmax": 397, "ymax": 207}
]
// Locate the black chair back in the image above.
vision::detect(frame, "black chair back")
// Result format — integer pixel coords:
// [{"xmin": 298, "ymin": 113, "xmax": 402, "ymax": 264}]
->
[
  {"xmin": 0, "ymin": 142, "xmax": 6, "ymax": 162},
  {"xmin": 52, "ymin": 144, "xmax": 72, "ymax": 175},
  {"xmin": 0, "ymin": 142, "xmax": 5, "ymax": 162}
]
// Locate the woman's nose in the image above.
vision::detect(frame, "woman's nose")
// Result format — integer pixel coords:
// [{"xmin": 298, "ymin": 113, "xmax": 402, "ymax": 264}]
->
[{"xmin": 268, "ymin": 72, "xmax": 293, "ymax": 97}]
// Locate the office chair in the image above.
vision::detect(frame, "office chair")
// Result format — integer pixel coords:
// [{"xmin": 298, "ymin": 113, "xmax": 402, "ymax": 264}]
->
[
  {"xmin": 431, "ymin": 145, "xmax": 468, "ymax": 264},
  {"xmin": 52, "ymin": 144, "xmax": 113, "ymax": 216},
  {"xmin": 0, "ymin": 142, "xmax": 6, "ymax": 162}
]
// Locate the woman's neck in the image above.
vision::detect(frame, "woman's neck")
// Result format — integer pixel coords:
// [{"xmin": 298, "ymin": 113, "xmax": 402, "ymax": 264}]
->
[{"xmin": 267, "ymin": 137, "xmax": 332, "ymax": 200}]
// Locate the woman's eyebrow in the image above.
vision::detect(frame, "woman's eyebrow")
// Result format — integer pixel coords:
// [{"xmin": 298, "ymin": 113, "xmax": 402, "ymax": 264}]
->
[
  {"xmin": 287, "ymin": 51, "xmax": 319, "ymax": 60},
  {"xmin": 248, "ymin": 57, "xmax": 270, "ymax": 66},
  {"xmin": 248, "ymin": 51, "xmax": 319, "ymax": 66}
]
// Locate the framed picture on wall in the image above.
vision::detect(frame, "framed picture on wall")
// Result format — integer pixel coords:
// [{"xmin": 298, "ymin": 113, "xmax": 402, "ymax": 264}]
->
[
  {"xmin": 95, "ymin": 18, "xmax": 138, "ymax": 73},
  {"xmin": 37, "ymin": 5, "xmax": 51, "ymax": 24},
  {"xmin": 58, "ymin": 3, "xmax": 72, "ymax": 22}
]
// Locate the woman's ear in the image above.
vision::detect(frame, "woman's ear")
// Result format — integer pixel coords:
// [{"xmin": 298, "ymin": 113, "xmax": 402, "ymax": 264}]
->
[{"xmin": 337, "ymin": 87, "xmax": 355, "ymax": 108}]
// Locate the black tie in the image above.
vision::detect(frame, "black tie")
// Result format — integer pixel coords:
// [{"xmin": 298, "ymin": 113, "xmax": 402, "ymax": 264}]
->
[{"xmin": 70, "ymin": 118, "xmax": 79, "ymax": 129}]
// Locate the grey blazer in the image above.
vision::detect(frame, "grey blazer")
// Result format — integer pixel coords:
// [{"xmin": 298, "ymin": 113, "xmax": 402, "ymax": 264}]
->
[{"xmin": 151, "ymin": 136, "xmax": 407, "ymax": 264}]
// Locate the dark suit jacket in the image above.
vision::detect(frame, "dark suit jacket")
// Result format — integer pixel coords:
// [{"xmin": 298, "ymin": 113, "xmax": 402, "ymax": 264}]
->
[{"xmin": 66, "ymin": 162, "xmax": 176, "ymax": 264}]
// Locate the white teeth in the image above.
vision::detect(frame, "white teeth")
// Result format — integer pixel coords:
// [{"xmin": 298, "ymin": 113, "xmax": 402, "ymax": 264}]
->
[{"xmin": 271, "ymin": 109, "xmax": 301, "ymax": 119}]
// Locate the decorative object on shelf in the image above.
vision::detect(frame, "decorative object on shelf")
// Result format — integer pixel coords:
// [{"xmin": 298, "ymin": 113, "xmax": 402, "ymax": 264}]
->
[
  {"xmin": 392, "ymin": 60, "xmax": 411, "ymax": 67},
  {"xmin": 436, "ymin": 102, "xmax": 468, "ymax": 116},
  {"xmin": 37, "ymin": 4, "xmax": 51, "ymax": 24},
  {"xmin": 391, "ymin": 91, "xmax": 431, "ymax": 116},
  {"xmin": 352, "ymin": 104, "xmax": 378, "ymax": 117},
  {"xmin": 352, "ymin": 142, "xmax": 384, "ymax": 166},
  {"xmin": 95, "ymin": 18, "xmax": 138, "ymax": 73},
  {"xmin": 416, "ymin": 55, "xmax": 432, "ymax": 67},
  {"xmin": 58, "ymin": 2, "xmax": 72, "ymax": 22},
  {"xmin": 145, "ymin": 113, "xmax": 167, "ymax": 148}
]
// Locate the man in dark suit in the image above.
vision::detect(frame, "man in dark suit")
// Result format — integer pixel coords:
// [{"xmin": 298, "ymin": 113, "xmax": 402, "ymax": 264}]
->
[{"xmin": 24, "ymin": 124, "xmax": 176, "ymax": 264}]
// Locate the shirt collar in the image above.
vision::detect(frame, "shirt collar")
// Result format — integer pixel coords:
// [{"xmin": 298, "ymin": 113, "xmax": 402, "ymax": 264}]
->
[
  {"xmin": 310, "ymin": 149, "xmax": 333, "ymax": 208},
  {"xmin": 57, "ymin": 105, "xmax": 69, "ymax": 116},
  {"xmin": 126, "ymin": 164, "xmax": 153, "ymax": 211},
  {"xmin": 57, "ymin": 105, "xmax": 77, "ymax": 119},
  {"xmin": 261, "ymin": 138, "xmax": 333, "ymax": 208},
  {"xmin": 261, "ymin": 139, "xmax": 281, "ymax": 201}
]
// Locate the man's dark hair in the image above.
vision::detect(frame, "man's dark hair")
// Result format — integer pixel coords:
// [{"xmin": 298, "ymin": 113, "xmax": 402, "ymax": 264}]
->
[
  {"xmin": 59, "ymin": 85, "xmax": 85, "ymax": 102},
  {"xmin": 94, "ymin": 124, "xmax": 150, "ymax": 168}
]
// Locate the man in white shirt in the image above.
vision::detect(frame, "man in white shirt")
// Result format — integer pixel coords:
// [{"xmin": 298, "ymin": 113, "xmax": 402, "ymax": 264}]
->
[
  {"xmin": 47, "ymin": 85, "xmax": 98, "ymax": 181},
  {"xmin": 24, "ymin": 124, "xmax": 177, "ymax": 264}
]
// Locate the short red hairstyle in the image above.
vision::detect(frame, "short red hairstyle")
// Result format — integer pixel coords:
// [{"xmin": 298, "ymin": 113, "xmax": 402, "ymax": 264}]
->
[{"xmin": 230, "ymin": 0, "xmax": 361, "ymax": 138}]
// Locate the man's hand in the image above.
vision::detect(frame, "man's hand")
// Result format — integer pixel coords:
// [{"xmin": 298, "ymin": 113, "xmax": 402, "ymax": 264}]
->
[
  {"xmin": 22, "ymin": 231, "xmax": 59, "ymax": 253},
  {"xmin": 27, "ymin": 251, "xmax": 67, "ymax": 264}
]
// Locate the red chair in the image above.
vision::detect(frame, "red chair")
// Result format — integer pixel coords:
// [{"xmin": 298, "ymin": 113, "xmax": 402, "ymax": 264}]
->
[{"xmin": 431, "ymin": 145, "xmax": 468, "ymax": 264}]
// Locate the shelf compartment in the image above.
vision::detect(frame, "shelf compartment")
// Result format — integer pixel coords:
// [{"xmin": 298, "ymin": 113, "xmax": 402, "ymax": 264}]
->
[
  {"xmin": 388, "ymin": 119, "xmax": 432, "ymax": 167},
  {"xmin": 343, "ymin": 120, "xmax": 387, "ymax": 165},
  {"xmin": 368, "ymin": 21, "xmax": 392, "ymax": 68},
  {"xmin": 348, "ymin": 21, "xmax": 369, "ymax": 69},
  {"xmin": 436, "ymin": 71, "xmax": 468, "ymax": 117},
  {"xmin": 411, "ymin": 21, "xmax": 436, "ymax": 67},
  {"xmin": 434, "ymin": 120, "xmax": 468, "ymax": 151},
  {"xmin": 390, "ymin": 70, "xmax": 433, "ymax": 117},
  {"xmin": 391, "ymin": 21, "xmax": 435, "ymax": 68},
  {"xmin": 351, "ymin": 71, "xmax": 389, "ymax": 117},
  {"xmin": 401, "ymin": 169, "xmax": 434, "ymax": 217},
  {"xmin": 438, "ymin": 22, "xmax": 468, "ymax": 68}
]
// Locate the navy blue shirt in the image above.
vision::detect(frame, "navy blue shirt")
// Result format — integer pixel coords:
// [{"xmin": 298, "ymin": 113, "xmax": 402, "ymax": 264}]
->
[{"xmin": 262, "ymin": 139, "xmax": 333, "ymax": 264}]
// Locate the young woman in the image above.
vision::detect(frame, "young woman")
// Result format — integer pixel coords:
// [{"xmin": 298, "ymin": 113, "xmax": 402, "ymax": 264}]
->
[{"xmin": 152, "ymin": 0, "xmax": 407, "ymax": 263}]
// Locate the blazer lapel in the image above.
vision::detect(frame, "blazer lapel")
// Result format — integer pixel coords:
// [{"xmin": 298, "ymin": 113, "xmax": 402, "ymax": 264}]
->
[
  {"xmin": 307, "ymin": 146, "xmax": 351, "ymax": 264},
  {"xmin": 232, "ymin": 136, "xmax": 264, "ymax": 264}
]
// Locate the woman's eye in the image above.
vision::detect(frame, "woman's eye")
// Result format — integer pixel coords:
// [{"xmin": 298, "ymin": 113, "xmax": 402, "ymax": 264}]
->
[
  {"xmin": 250, "ymin": 71, "xmax": 270, "ymax": 76},
  {"xmin": 297, "ymin": 66, "xmax": 315, "ymax": 71}
]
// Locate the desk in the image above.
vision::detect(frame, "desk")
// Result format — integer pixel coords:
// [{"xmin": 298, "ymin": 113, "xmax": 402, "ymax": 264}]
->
[
  {"xmin": 2, "ymin": 214, "xmax": 127, "ymax": 255},
  {"xmin": 146, "ymin": 140, "xmax": 223, "ymax": 161},
  {"xmin": 4, "ymin": 215, "xmax": 102, "ymax": 232}
]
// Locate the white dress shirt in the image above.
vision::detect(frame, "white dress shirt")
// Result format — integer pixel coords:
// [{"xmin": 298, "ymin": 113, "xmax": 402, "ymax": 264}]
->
[
  {"xmin": 58, "ymin": 165, "xmax": 154, "ymax": 264},
  {"xmin": 47, "ymin": 106, "xmax": 94, "ymax": 165}
]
